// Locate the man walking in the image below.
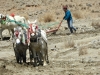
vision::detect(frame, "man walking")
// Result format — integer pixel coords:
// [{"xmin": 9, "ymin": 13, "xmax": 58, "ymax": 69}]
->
[{"xmin": 63, "ymin": 5, "xmax": 76, "ymax": 34}]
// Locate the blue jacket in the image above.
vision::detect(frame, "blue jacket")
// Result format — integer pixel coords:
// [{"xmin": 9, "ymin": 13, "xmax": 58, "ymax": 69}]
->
[{"xmin": 63, "ymin": 10, "xmax": 72, "ymax": 21}]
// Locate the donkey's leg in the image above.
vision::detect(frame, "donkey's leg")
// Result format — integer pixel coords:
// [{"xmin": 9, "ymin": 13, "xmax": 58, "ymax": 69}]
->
[
  {"xmin": 29, "ymin": 46, "xmax": 33, "ymax": 63},
  {"xmin": 9, "ymin": 29, "xmax": 12, "ymax": 40},
  {"xmin": 41, "ymin": 49, "xmax": 47, "ymax": 66},
  {"xmin": 9, "ymin": 29, "xmax": 14, "ymax": 40},
  {"xmin": 38, "ymin": 51, "xmax": 43, "ymax": 65},
  {"xmin": 33, "ymin": 50, "xmax": 38, "ymax": 67},
  {"xmin": 44, "ymin": 42, "xmax": 49, "ymax": 63},
  {"xmin": 46, "ymin": 48, "xmax": 49, "ymax": 63},
  {"xmin": 0, "ymin": 28, "xmax": 4, "ymax": 40},
  {"xmin": 43, "ymin": 55, "xmax": 47, "ymax": 66},
  {"xmin": 23, "ymin": 50, "xmax": 26, "ymax": 63}
]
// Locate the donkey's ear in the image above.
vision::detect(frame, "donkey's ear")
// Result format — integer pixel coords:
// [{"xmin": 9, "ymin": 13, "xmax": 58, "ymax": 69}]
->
[
  {"xmin": 1, "ymin": 15, "xmax": 2, "ymax": 18},
  {"xmin": 34, "ymin": 19, "xmax": 37, "ymax": 23},
  {"xmin": 28, "ymin": 20, "xmax": 31, "ymax": 24}
]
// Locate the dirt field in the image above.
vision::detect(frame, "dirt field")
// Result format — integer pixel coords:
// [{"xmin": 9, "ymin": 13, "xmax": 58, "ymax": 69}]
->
[
  {"xmin": 0, "ymin": 18, "xmax": 100, "ymax": 75},
  {"xmin": 0, "ymin": 0, "xmax": 100, "ymax": 75}
]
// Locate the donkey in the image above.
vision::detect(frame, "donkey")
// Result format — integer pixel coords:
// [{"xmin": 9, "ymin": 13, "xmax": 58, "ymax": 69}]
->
[
  {"xmin": 28, "ymin": 24, "xmax": 49, "ymax": 67},
  {"xmin": 13, "ymin": 26, "xmax": 28, "ymax": 64},
  {"xmin": 0, "ymin": 13, "xmax": 28, "ymax": 40}
]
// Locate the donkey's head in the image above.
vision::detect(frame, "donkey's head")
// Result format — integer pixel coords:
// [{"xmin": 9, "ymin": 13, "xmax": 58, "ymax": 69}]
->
[
  {"xmin": 0, "ymin": 14, "xmax": 6, "ymax": 24},
  {"xmin": 14, "ymin": 26, "xmax": 27, "ymax": 45}
]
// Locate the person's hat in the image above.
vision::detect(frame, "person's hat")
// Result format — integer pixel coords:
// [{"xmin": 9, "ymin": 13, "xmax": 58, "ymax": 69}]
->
[
  {"xmin": 63, "ymin": 5, "xmax": 68, "ymax": 9},
  {"xmin": 10, "ymin": 13, "xmax": 15, "ymax": 17}
]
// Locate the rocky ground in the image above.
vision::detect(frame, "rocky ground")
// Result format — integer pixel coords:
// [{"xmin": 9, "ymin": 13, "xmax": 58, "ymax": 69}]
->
[{"xmin": 0, "ymin": 0, "xmax": 100, "ymax": 75}]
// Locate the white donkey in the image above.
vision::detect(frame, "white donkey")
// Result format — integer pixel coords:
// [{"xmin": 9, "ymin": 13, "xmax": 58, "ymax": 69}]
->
[
  {"xmin": 27, "ymin": 20, "xmax": 47, "ymax": 44},
  {"xmin": 28, "ymin": 20, "xmax": 49, "ymax": 66},
  {"xmin": 0, "ymin": 13, "xmax": 29, "ymax": 40},
  {"xmin": 13, "ymin": 26, "xmax": 28, "ymax": 64}
]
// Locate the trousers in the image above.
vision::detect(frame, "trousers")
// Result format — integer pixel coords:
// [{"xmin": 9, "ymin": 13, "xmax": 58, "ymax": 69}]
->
[{"xmin": 67, "ymin": 19, "xmax": 76, "ymax": 33}]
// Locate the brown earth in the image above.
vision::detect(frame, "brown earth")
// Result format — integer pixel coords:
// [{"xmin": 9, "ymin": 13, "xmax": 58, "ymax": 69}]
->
[{"xmin": 0, "ymin": 0, "xmax": 100, "ymax": 75}]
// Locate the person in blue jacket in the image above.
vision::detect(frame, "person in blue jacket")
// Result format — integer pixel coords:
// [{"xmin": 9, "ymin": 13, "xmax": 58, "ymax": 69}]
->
[{"xmin": 63, "ymin": 5, "xmax": 76, "ymax": 33}]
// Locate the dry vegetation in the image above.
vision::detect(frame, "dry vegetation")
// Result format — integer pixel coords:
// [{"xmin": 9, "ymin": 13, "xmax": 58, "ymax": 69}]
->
[
  {"xmin": 72, "ymin": 11, "xmax": 83, "ymax": 19},
  {"xmin": 91, "ymin": 21, "xmax": 100, "ymax": 29},
  {"xmin": 79, "ymin": 46, "xmax": 88, "ymax": 56},
  {"xmin": 39, "ymin": 13, "xmax": 55, "ymax": 22},
  {"xmin": 64, "ymin": 37, "xmax": 75, "ymax": 48}
]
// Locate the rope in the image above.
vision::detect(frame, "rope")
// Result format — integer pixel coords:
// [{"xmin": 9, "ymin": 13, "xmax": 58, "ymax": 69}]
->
[
  {"xmin": 1, "ymin": 20, "xmax": 6, "ymax": 25},
  {"xmin": 6, "ymin": 16, "xmax": 29, "ymax": 28},
  {"xmin": 39, "ymin": 22, "xmax": 59, "ymax": 29}
]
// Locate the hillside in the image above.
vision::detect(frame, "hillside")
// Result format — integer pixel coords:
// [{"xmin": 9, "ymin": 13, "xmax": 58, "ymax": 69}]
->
[
  {"xmin": 0, "ymin": 0, "xmax": 100, "ymax": 75},
  {"xmin": 0, "ymin": 0, "xmax": 100, "ymax": 20}
]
